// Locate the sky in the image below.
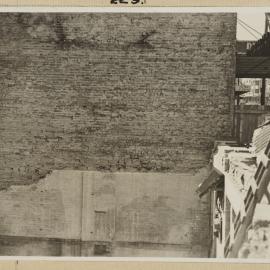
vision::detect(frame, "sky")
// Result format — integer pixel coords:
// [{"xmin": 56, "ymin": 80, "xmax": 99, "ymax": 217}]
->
[{"xmin": 237, "ymin": 13, "xmax": 265, "ymax": 41}]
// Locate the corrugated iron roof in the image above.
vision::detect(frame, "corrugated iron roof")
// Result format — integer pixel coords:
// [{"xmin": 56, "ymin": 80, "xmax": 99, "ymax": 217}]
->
[{"xmin": 236, "ymin": 56, "xmax": 270, "ymax": 78}]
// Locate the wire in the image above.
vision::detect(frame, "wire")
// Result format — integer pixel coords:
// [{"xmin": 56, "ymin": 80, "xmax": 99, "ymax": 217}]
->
[
  {"xmin": 237, "ymin": 20, "xmax": 260, "ymax": 40},
  {"xmin": 237, "ymin": 18, "xmax": 263, "ymax": 37},
  {"xmin": 237, "ymin": 16, "xmax": 270, "ymax": 77},
  {"xmin": 238, "ymin": 20, "xmax": 261, "ymax": 39}
]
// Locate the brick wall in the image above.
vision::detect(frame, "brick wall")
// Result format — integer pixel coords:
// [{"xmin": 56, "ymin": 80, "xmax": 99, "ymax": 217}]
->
[{"xmin": 0, "ymin": 13, "xmax": 236, "ymax": 188}]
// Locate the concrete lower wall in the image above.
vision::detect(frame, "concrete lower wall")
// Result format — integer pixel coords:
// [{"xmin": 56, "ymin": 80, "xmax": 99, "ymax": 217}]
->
[
  {"xmin": 0, "ymin": 236, "xmax": 205, "ymax": 257},
  {"xmin": 0, "ymin": 170, "xmax": 210, "ymax": 257},
  {"xmin": 112, "ymin": 242, "xmax": 207, "ymax": 257},
  {"xmin": 0, "ymin": 236, "xmax": 82, "ymax": 256}
]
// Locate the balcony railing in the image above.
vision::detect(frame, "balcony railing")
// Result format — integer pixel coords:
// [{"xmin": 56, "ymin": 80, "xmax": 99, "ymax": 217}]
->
[
  {"xmin": 224, "ymin": 235, "xmax": 231, "ymax": 257},
  {"xmin": 244, "ymin": 187, "xmax": 255, "ymax": 212},
  {"xmin": 233, "ymin": 212, "xmax": 241, "ymax": 239},
  {"xmin": 230, "ymin": 140, "xmax": 270, "ymax": 256}
]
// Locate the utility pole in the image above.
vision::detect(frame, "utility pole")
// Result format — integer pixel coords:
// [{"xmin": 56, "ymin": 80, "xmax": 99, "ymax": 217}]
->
[
  {"xmin": 265, "ymin": 13, "xmax": 270, "ymax": 33},
  {"xmin": 261, "ymin": 13, "xmax": 270, "ymax": 105},
  {"xmin": 261, "ymin": 78, "xmax": 266, "ymax": 106}
]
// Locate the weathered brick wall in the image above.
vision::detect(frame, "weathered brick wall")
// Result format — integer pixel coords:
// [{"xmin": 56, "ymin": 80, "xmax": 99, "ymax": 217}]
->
[{"xmin": 0, "ymin": 13, "xmax": 236, "ymax": 188}]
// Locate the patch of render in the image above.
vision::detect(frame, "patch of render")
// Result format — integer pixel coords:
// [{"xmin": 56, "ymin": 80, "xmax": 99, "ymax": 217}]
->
[{"xmin": 0, "ymin": 173, "xmax": 66, "ymax": 238}]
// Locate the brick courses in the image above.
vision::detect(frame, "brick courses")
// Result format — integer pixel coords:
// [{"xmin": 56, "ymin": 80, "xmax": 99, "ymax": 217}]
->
[{"xmin": 0, "ymin": 13, "xmax": 236, "ymax": 187}]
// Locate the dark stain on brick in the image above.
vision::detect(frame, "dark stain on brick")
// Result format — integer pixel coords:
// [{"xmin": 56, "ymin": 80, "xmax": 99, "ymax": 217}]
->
[
  {"xmin": 95, "ymin": 183, "xmax": 115, "ymax": 196},
  {"xmin": 131, "ymin": 30, "xmax": 157, "ymax": 49},
  {"xmin": 116, "ymin": 195, "xmax": 184, "ymax": 243}
]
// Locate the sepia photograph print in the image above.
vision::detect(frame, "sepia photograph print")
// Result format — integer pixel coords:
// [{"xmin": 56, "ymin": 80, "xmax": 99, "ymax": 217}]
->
[{"xmin": 0, "ymin": 9, "xmax": 270, "ymax": 260}]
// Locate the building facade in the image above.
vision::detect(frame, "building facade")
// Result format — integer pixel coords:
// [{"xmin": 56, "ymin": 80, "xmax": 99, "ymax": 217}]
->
[{"xmin": 0, "ymin": 13, "xmax": 237, "ymax": 256}]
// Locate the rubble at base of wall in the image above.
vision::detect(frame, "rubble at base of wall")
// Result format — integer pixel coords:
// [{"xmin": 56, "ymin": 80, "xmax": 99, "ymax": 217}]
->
[
  {"xmin": 238, "ymin": 223, "xmax": 270, "ymax": 258},
  {"xmin": 238, "ymin": 204, "xmax": 270, "ymax": 258}
]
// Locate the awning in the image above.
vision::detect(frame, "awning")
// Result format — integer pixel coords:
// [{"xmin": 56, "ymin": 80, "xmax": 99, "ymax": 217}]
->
[{"xmin": 196, "ymin": 168, "xmax": 223, "ymax": 198}]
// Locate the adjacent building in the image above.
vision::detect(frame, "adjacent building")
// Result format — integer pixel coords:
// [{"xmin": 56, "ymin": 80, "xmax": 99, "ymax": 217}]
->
[{"xmin": 198, "ymin": 119, "xmax": 270, "ymax": 258}]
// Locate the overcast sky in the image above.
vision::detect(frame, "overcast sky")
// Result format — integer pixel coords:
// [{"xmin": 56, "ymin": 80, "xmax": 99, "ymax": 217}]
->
[{"xmin": 237, "ymin": 13, "xmax": 265, "ymax": 41}]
